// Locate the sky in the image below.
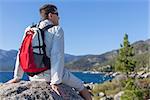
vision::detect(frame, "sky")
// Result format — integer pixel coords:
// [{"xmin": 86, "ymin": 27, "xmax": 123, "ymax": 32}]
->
[{"xmin": 0, "ymin": 0, "xmax": 149, "ymax": 55}]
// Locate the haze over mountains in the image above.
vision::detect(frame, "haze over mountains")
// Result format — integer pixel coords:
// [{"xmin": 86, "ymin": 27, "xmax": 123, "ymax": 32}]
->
[{"xmin": 0, "ymin": 39, "xmax": 149, "ymax": 71}]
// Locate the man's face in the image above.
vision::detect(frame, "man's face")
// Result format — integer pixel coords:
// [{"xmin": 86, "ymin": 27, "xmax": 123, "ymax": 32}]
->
[{"xmin": 49, "ymin": 12, "xmax": 59, "ymax": 26}]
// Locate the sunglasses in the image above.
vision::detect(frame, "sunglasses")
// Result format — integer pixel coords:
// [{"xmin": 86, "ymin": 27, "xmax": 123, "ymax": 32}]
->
[{"xmin": 52, "ymin": 12, "xmax": 58, "ymax": 16}]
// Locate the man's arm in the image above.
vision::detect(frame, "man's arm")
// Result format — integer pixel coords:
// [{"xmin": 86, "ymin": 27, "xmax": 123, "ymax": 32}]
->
[
  {"xmin": 7, "ymin": 51, "xmax": 24, "ymax": 83},
  {"xmin": 6, "ymin": 27, "xmax": 29, "ymax": 83},
  {"xmin": 13, "ymin": 50, "xmax": 24, "ymax": 79},
  {"xmin": 50, "ymin": 26, "xmax": 64, "ymax": 85}
]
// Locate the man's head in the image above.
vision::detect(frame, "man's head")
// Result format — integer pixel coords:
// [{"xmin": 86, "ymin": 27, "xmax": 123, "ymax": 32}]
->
[{"xmin": 39, "ymin": 4, "xmax": 59, "ymax": 25}]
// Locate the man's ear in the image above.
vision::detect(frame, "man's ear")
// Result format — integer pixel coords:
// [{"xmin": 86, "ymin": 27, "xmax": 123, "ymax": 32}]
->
[{"xmin": 48, "ymin": 13, "xmax": 53, "ymax": 19}]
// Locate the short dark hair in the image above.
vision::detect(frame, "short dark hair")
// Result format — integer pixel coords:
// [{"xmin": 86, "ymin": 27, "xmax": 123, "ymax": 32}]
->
[{"xmin": 39, "ymin": 4, "xmax": 57, "ymax": 20}]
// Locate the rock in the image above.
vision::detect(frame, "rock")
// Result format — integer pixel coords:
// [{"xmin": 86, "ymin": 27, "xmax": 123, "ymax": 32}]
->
[
  {"xmin": 0, "ymin": 81, "xmax": 84, "ymax": 100},
  {"xmin": 100, "ymin": 96, "xmax": 113, "ymax": 100},
  {"xmin": 107, "ymin": 95, "xmax": 114, "ymax": 100},
  {"xmin": 98, "ymin": 92, "xmax": 105, "ymax": 97},
  {"xmin": 100, "ymin": 96, "xmax": 107, "ymax": 100},
  {"xmin": 84, "ymin": 83, "xmax": 94, "ymax": 90},
  {"xmin": 113, "ymin": 74, "xmax": 127, "ymax": 82},
  {"xmin": 129, "ymin": 73, "xmax": 137, "ymax": 79},
  {"xmin": 112, "ymin": 72, "xmax": 120, "ymax": 77},
  {"xmin": 141, "ymin": 72, "xmax": 150, "ymax": 78},
  {"xmin": 114, "ymin": 91, "xmax": 124, "ymax": 100}
]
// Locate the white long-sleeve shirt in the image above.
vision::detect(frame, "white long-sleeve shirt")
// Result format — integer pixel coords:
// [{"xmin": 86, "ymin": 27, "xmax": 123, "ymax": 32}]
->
[{"xmin": 13, "ymin": 20, "xmax": 64, "ymax": 85}]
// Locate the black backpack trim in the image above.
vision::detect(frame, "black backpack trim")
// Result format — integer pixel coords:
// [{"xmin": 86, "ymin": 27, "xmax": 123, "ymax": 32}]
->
[{"xmin": 40, "ymin": 24, "xmax": 54, "ymax": 69}]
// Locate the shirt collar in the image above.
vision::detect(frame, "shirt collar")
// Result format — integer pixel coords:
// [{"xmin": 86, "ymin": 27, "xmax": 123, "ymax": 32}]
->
[{"xmin": 39, "ymin": 19, "xmax": 53, "ymax": 29}]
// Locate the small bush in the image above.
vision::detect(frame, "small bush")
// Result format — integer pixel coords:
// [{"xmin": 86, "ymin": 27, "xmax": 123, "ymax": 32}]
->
[
  {"xmin": 121, "ymin": 79, "xmax": 143, "ymax": 100},
  {"xmin": 92, "ymin": 80, "xmax": 123, "ymax": 96}
]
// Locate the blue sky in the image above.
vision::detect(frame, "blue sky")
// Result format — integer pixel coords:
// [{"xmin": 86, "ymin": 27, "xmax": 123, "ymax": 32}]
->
[{"xmin": 0, "ymin": 0, "xmax": 149, "ymax": 55}]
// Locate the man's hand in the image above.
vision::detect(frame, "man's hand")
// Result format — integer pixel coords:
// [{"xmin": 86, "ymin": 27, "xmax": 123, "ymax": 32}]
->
[
  {"xmin": 51, "ymin": 84, "xmax": 68, "ymax": 99},
  {"xmin": 6, "ymin": 78, "xmax": 20, "ymax": 84}
]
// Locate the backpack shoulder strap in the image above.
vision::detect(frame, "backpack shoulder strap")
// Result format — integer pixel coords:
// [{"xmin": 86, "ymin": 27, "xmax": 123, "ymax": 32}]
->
[
  {"xmin": 42, "ymin": 24, "xmax": 54, "ymax": 32},
  {"xmin": 40, "ymin": 24, "xmax": 54, "ymax": 56}
]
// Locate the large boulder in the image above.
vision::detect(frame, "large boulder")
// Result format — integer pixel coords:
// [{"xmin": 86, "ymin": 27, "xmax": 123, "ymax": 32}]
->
[{"xmin": 0, "ymin": 81, "xmax": 83, "ymax": 100}]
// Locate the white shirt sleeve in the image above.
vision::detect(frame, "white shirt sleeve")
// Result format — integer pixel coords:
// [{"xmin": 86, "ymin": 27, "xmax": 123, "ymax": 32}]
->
[
  {"xmin": 13, "ymin": 50, "xmax": 24, "ymax": 80},
  {"xmin": 13, "ymin": 27, "xmax": 30, "ymax": 80},
  {"xmin": 50, "ymin": 26, "xmax": 64, "ymax": 85}
]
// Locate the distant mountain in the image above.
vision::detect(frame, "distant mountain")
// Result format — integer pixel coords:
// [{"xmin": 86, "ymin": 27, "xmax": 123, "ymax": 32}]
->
[
  {"xmin": 65, "ymin": 50, "xmax": 119, "ymax": 70},
  {"xmin": 0, "ymin": 39, "xmax": 150, "ymax": 71},
  {"xmin": 65, "ymin": 39, "xmax": 150, "ymax": 71},
  {"xmin": 0, "ymin": 49, "xmax": 17, "ymax": 71},
  {"xmin": 64, "ymin": 54, "xmax": 81, "ymax": 63},
  {"xmin": 0, "ymin": 49, "xmax": 80, "ymax": 71},
  {"xmin": 132, "ymin": 39, "xmax": 150, "ymax": 54}
]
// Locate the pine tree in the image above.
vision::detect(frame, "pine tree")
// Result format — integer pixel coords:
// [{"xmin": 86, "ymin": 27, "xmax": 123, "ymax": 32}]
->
[{"xmin": 115, "ymin": 33, "xmax": 136, "ymax": 75}]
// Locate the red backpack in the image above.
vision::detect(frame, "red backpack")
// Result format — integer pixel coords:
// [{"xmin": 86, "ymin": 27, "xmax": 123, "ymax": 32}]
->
[{"xmin": 19, "ymin": 24, "xmax": 54, "ymax": 76}]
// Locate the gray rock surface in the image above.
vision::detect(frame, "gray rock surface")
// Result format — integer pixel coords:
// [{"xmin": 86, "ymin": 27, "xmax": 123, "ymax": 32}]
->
[
  {"xmin": 113, "ymin": 74, "xmax": 127, "ymax": 82},
  {"xmin": 0, "ymin": 81, "xmax": 83, "ymax": 100}
]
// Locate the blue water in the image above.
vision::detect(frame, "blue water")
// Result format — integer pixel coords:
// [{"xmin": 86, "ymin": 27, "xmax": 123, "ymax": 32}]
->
[{"xmin": 0, "ymin": 72, "xmax": 113, "ymax": 83}]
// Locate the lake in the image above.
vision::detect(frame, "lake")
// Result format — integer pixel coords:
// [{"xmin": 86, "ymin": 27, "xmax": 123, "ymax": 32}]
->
[{"xmin": 0, "ymin": 72, "xmax": 113, "ymax": 83}]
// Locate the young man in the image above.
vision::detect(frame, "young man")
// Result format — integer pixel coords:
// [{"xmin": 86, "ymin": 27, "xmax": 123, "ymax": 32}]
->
[{"xmin": 7, "ymin": 4, "xmax": 92, "ymax": 100}]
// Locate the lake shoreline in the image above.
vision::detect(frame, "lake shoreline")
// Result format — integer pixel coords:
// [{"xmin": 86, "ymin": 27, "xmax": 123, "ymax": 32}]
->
[{"xmin": 0, "ymin": 71, "xmax": 113, "ymax": 83}]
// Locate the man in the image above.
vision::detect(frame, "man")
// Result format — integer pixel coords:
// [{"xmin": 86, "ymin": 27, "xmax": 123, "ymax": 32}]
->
[{"xmin": 7, "ymin": 4, "xmax": 92, "ymax": 100}]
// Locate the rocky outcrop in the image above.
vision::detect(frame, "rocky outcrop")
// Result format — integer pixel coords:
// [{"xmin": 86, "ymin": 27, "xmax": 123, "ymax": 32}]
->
[{"xmin": 0, "ymin": 81, "xmax": 83, "ymax": 100}]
